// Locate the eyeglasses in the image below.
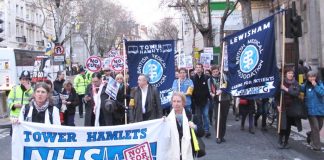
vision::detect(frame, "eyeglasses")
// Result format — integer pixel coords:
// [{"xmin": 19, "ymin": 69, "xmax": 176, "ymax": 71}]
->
[{"xmin": 104, "ymin": 70, "xmax": 111, "ymax": 72}]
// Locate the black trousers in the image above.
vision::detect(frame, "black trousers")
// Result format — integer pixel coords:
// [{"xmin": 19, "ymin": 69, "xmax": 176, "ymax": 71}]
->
[
  {"xmin": 214, "ymin": 100, "xmax": 230, "ymax": 139},
  {"xmin": 78, "ymin": 94, "xmax": 85, "ymax": 116}
]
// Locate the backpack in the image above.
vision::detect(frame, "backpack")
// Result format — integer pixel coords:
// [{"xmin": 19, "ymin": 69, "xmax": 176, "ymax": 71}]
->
[{"xmin": 23, "ymin": 105, "xmax": 54, "ymax": 124}]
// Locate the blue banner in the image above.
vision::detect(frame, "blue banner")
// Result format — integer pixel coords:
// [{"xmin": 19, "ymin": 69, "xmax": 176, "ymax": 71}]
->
[
  {"xmin": 224, "ymin": 15, "xmax": 279, "ymax": 99},
  {"xmin": 126, "ymin": 40, "xmax": 175, "ymax": 107}
]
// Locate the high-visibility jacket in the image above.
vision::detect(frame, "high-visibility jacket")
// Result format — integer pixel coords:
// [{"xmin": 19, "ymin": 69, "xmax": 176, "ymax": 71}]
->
[
  {"xmin": 85, "ymin": 71, "xmax": 93, "ymax": 84},
  {"xmin": 7, "ymin": 85, "xmax": 33, "ymax": 117},
  {"xmin": 74, "ymin": 74, "xmax": 88, "ymax": 95}
]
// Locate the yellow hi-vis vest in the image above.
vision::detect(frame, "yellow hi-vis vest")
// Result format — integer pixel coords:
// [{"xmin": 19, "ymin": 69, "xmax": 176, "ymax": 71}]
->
[
  {"xmin": 74, "ymin": 74, "xmax": 88, "ymax": 95},
  {"xmin": 7, "ymin": 85, "xmax": 33, "ymax": 117}
]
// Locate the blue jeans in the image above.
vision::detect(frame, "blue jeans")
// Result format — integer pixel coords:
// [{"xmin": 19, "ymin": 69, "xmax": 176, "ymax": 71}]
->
[{"xmin": 195, "ymin": 100, "xmax": 210, "ymax": 132}]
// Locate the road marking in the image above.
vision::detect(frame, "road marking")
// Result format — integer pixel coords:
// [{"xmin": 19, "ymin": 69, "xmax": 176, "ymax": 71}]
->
[{"xmin": 0, "ymin": 128, "xmax": 10, "ymax": 140}]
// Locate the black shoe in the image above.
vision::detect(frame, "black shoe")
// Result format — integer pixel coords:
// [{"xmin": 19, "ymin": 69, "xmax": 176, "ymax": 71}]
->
[
  {"xmin": 278, "ymin": 143, "xmax": 284, "ymax": 149},
  {"xmin": 216, "ymin": 138, "xmax": 222, "ymax": 144},
  {"xmin": 205, "ymin": 132, "xmax": 211, "ymax": 138},
  {"xmin": 283, "ymin": 142, "xmax": 290, "ymax": 149},
  {"xmin": 235, "ymin": 116, "xmax": 240, "ymax": 121},
  {"xmin": 310, "ymin": 147, "xmax": 321, "ymax": 151},
  {"xmin": 80, "ymin": 115, "xmax": 83, "ymax": 118},
  {"xmin": 221, "ymin": 138, "xmax": 226, "ymax": 142},
  {"xmin": 306, "ymin": 132, "xmax": 311, "ymax": 144}
]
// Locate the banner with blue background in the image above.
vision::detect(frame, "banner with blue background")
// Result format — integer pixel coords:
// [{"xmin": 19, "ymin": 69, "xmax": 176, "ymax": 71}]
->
[
  {"xmin": 126, "ymin": 40, "xmax": 175, "ymax": 107},
  {"xmin": 12, "ymin": 119, "xmax": 178, "ymax": 160},
  {"xmin": 224, "ymin": 15, "xmax": 279, "ymax": 99}
]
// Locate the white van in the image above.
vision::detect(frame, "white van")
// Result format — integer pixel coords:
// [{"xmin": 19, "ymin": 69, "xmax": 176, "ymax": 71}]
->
[{"xmin": 0, "ymin": 48, "xmax": 63, "ymax": 91}]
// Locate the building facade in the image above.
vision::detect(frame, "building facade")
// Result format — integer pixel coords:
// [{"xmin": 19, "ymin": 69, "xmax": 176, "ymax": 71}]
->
[{"xmin": 0, "ymin": 0, "xmax": 55, "ymax": 50}]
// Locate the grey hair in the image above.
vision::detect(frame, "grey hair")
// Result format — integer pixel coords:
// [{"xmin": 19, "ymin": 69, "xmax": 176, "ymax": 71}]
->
[
  {"xmin": 139, "ymin": 73, "xmax": 150, "ymax": 83},
  {"xmin": 307, "ymin": 70, "xmax": 318, "ymax": 77}
]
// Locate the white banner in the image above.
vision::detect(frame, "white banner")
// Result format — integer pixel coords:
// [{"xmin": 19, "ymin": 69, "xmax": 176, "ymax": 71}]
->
[{"xmin": 12, "ymin": 118, "xmax": 180, "ymax": 160}]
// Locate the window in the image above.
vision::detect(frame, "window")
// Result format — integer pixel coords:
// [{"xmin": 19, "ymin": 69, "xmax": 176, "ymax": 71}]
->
[
  {"xmin": 21, "ymin": 26, "xmax": 23, "ymax": 36},
  {"xmin": 26, "ymin": 9, "xmax": 29, "ymax": 19},
  {"xmin": 20, "ymin": 7, "xmax": 23, "ymax": 18},
  {"xmin": 16, "ymin": 5, "xmax": 19, "ymax": 16},
  {"xmin": 16, "ymin": 24, "xmax": 19, "ymax": 36}
]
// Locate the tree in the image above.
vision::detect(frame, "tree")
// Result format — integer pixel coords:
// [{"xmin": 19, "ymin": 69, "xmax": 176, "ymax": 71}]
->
[
  {"xmin": 219, "ymin": 0, "xmax": 239, "ymax": 54},
  {"xmin": 77, "ymin": 0, "xmax": 136, "ymax": 56},
  {"xmin": 162, "ymin": 0, "xmax": 213, "ymax": 47},
  {"xmin": 149, "ymin": 18, "xmax": 179, "ymax": 40},
  {"xmin": 32, "ymin": 0, "xmax": 76, "ymax": 45}
]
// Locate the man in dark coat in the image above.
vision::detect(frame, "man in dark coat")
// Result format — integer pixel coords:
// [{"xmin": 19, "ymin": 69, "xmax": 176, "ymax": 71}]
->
[
  {"xmin": 192, "ymin": 63, "xmax": 211, "ymax": 137},
  {"xmin": 129, "ymin": 74, "xmax": 162, "ymax": 122}
]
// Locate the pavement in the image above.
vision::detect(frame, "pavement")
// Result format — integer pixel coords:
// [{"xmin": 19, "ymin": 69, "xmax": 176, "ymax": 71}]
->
[
  {"xmin": 291, "ymin": 119, "xmax": 324, "ymax": 143},
  {"xmin": 0, "ymin": 117, "xmax": 10, "ymax": 129}
]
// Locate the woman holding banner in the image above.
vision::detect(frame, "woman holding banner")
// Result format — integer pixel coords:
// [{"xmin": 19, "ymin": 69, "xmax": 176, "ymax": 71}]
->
[
  {"xmin": 276, "ymin": 67, "xmax": 302, "ymax": 149},
  {"xmin": 17, "ymin": 82, "xmax": 60, "ymax": 125},
  {"xmin": 170, "ymin": 92, "xmax": 205, "ymax": 159}
]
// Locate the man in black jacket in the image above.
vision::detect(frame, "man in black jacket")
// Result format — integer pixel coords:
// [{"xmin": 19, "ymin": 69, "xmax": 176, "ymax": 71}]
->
[
  {"xmin": 129, "ymin": 74, "xmax": 162, "ymax": 122},
  {"xmin": 192, "ymin": 63, "xmax": 211, "ymax": 137}
]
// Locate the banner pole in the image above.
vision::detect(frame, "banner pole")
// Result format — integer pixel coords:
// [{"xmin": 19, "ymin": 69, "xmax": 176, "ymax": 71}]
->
[
  {"xmin": 123, "ymin": 35, "xmax": 128, "ymax": 124},
  {"xmin": 278, "ymin": 7, "xmax": 286, "ymax": 134},
  {"xmin": 178, "ymin": 49, "xmax": 181, "ymax": 91},
  {"xmin": 217, "ymin": 33, "xmax": 226, "ymax": 139}
]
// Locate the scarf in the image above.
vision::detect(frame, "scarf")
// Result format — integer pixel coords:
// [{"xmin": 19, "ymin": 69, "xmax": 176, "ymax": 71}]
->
[
  {"xmin": 32, "ymin": 99, "xmax": 49, "ymax": 112},
  {"xmin": 167, "ymin": 109, "xmax": 193, "ymax": 160}
]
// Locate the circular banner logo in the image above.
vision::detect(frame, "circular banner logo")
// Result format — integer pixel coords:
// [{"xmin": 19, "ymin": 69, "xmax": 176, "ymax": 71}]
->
[
  {"xmin": 110, "ymin": 56, "xmax": 124, "ymax": 72},
  {"xmin": 143, "ymin": 59, "xmax": 163, "ymax": 84},
  {"xmin": 239, "ymin": 45, "xmax": 259, "ymax": 73},
  {"xmin": 86, "ymin": 56, "xmax": 102, "ymax": 72}
]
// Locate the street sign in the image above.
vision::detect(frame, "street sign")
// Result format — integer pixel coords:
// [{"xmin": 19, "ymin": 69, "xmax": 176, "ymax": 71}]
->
[
  {"xmin": 110, "ymin": 56, "xmax": 124, "ymax": 72},
  {"xmin": 54, "ymin": 45, "xmax": 64, "ymax": 55},
  {"xmin": 86, "ymin": 56, "xmax": 102, "ymax": 72},
  {"xmin": 54, "ymin": 55, "xmax": 65, "ymax": 62}
]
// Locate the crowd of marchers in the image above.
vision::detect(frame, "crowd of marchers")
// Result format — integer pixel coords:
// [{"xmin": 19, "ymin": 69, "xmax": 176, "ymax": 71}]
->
[{"xmin": 7, "ymin": 61, "xmax": 324, "ymax": 159}]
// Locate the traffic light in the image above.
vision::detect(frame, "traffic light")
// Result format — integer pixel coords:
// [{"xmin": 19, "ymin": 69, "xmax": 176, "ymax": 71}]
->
[
  {"xmin": 285, "ymin": 4, "xmax": 302, "ymax": 38},
  {"xmin": 55, "ymin": 0, "xmax": 60, "ymax": 8},
  {"xmin": 0, "ymin": 19, "xmax": 3, "ymax": 42}
]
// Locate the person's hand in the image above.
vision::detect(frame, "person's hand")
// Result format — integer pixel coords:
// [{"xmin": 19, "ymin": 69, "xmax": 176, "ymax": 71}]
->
[
  {"xmin": 162, "ymin": 116, "xmax": 167, "ymax": 122},
  {"xmin": 210, "ymin": 93, "xmax": 215, "ymax": 98},
  {"xmin": 67, "ymin": 101, "xmax": 71, "ymax": 105},
  {"xmin": 84, "ymin": 95, "xmax": 91, "ymax": 101},
  {"xmin": 10, "ymin": 117, "xmax": 20, "ymax": 125},
  {"xmin": 188, "ymin": 121, "xmax": 197, "ymax": 129},
  {"xmin": 14, "ymin": 104, "xmax": 22, "ymax": 108},
  {"xmin": 281, "ymin": 85, "xmax": 288, "ymax": 92},
  {"xmin": 310, "ymin": 80, "xmax": 317, "ymax": 86},
  {"xmin": 62, "ymin": 100, "xmax": 67, "ymax": 105},
  {"xmin": 216, "ymin": 90, "xmax": 222, "ymax": 96},
  {"xmin": 277, "ymin": 106, "xmax": 282, "ymax": 113}
]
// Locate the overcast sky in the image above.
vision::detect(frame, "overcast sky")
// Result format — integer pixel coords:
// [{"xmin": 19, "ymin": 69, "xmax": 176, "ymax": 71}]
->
[{"xmin": 116, "ymin": 0, "xmax": 173, "ymax": 26}]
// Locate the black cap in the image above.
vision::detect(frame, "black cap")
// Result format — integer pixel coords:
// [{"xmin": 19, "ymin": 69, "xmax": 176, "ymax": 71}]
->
[{"xmin": 19, "ymin": 70, "xmax": 31, "ymax": 80}]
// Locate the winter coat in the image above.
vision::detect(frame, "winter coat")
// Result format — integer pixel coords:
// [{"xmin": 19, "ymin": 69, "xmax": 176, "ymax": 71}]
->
[
  {"xmin": 130, "ymin": 85, "xmax": 162, "ymax": 122},
  {"xmin": 61, "ymin": 88, "xmax": 79, "ymax": 115},
  {"xmin": 301, "ymin": 81, "xmax": 324, "ymax": 116},
  {"xmin": 53, "ymin": 79, "xmax": 65, "ymax": 93},
  {"xmin": 192, "ymin": 74, "xmax": 210, "ymax": 106}
]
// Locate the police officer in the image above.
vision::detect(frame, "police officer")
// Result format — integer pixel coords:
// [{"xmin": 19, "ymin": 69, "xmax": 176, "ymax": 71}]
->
[
  {"xmin": 7, "ymin": 70, "xmax": 33, "ymax": 135},
  {"xmin": 73, "ymin": 67, "xmax": 88, "ymax": 118}
]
